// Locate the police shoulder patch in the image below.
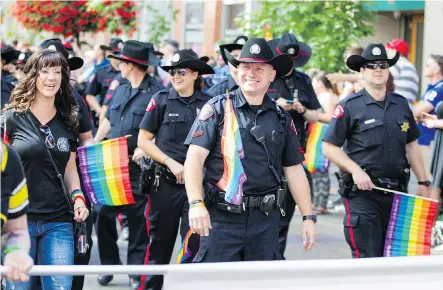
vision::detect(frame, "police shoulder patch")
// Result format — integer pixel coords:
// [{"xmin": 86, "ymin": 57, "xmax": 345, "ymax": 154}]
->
[
  {"xmin": 333, "ymin": 105, "xmax": 345, "ymax": 119},
  {"xmin": 289, "ymin": 119, "xmax": 298, "ymax": 135},
  {"xmin": 192, "ymin": 130, "xmax": 204, "ymax": 138},
  {"xmin": 109, "ymin": 79, "xmax": 119, "ymax": 91},
  {"xmin": 146, "ymin": 98, "xmax": 157, "ymax": 112},
  {"xmin": 198, "ymin": 103, "xmax": 214, "ymax": 121}
]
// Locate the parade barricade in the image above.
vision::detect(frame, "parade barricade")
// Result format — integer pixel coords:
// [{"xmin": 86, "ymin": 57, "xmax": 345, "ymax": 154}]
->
[{"xmin": 2, "ymin": 255, "xmax": 443, "ymax": 289}]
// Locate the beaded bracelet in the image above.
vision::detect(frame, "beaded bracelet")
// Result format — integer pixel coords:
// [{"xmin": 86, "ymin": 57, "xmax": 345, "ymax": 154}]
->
[{"xmin": 3, "ymin": 245, "xmax": 22, "ymax": 255}]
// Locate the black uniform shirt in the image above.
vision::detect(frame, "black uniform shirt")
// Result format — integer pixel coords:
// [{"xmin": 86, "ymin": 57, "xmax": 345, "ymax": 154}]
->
[
  {"xmin": 185, "ymin": 89, "xmax": 305, "ymax": 195},
  {"xmin": 205, "ymin": 75, "xmax": 238, "ymax": 98},
  {"xmin": 323, "ymin": 89, "xmax": 420, "ymax": 174},
  {"xmin": 1, "ymin": 78, "xmax": 14, "ymax": 110},
  {"xmin": 2, "ymin": 71, "xmax": 18, "ymax": 86},
  {"xmin": 273, "ymin": 70, "xmax": 321, "ymax": 147},
  {"xmin": 139, "ymin": 88, "xmax": 211, "ymax": 164},
  {"xmin": 1, "ymin": 142, "xmax": 29, "ymax": 229},
  {"xmin": 1, "ymin": 110, "xmax": 77, "ymax": 222},
  {"xmin": 105, "ymin": 75, "xmax": 164, "ymax": 155},
  {"xmin": 102, "ymin": 72, "xmax": 129, "ymax": 106},
  {"xmin": 74, "ymin": 91, "xmax": 92, "ymax": 134},
  {"xmin": 85, "ymin": 65, "xmax": 119, "ymax": 105}
]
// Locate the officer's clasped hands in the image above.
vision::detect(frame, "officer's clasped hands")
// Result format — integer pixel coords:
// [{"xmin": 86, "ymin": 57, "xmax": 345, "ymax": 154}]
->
[
  {"xmin": 352, "ymin": 168, "xmax": 375, "ymax": 191},
  {"xmin": 189, "ymin": 205, "xmax": 212, "ymax": 236},
  {"xmin": 165, "ymin": 158, "xmax": 185, "ymax": 184}
]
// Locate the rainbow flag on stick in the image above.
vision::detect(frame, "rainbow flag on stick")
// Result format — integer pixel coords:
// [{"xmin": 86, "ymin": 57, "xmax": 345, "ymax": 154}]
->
[
  {"xmin": 77, "ymin": 136, "xmax": 135, "ymax": 206},
  {"xmin": 383, "ymin": 189, "xmax": 438, "ymax": 257},
  {"xmin": 303, "ymin": 122, "xmax": 330, "ymax": 174}
]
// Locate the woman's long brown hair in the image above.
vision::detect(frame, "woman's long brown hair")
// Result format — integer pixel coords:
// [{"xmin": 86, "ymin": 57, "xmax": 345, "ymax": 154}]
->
[{"xmin": 3, "ymin": 49, "xmax": 79, "ymax": 130}]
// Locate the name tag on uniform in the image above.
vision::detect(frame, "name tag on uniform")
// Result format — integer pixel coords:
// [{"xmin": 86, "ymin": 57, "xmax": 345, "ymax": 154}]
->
[
  {"xmin": 169, "ymin": 113, "xmax": 179, "ymax": 117},
  {"xmin": 364, "ymin": 119, "xmax": 376, "ymax": 124}
]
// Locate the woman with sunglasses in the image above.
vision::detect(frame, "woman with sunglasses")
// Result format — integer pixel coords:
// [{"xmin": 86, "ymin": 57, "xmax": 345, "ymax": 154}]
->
[
  {"xmin": 137, "ymin": 49, "xmax": 214, "ymax": 290},
  {"xmin": 1, "ymin": 49, "xmax": 89, "ymax": 290}
]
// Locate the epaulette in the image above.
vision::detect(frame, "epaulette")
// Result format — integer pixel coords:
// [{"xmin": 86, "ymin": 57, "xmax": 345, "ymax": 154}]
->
[{"xmin": 341, "ymin": 91, "xmax": 363, "ymax": 104}]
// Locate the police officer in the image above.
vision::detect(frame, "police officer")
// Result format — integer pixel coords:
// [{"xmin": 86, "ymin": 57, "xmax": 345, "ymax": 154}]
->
[
  {"xmin": 205, "ymin": 36, "xmax": 248, "ymax": 97},
  {"xmin": 184, "ymin": 38, "xmax": 316, "ymax": 262},
  {"xmin": 1, "ymin": 45, "xmax": 20, "ymax": 108},
  {"xmin": 267, "ymin": 33, "xmax": 321, "ymax": 258},
  {"xmin": 323, "ymin": 43, "xmax": 430, "ymax": 258},
  {"xmin": 85, "ymin": 38, "xmax": 123, "ymax": 133},
  {"xmin": 137, "ymin": 49, "xmax": 214, "ymax": 290},
  {"xmin": 93, "ymin": 41, "xmax": 164, "ymax": 289}
]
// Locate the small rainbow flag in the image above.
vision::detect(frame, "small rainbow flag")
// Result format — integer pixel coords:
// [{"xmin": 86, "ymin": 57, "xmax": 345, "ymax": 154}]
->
[
  {"xmin": 176, "ymin": 229, "xmax": 200, "ymax": 264},
  {"xmin": 77, "ymin": 136, "xmax": 135, "ymax": 206},
  {"xmin": 384, "ymin": 192, "xmax": 438, "ymax": 257},
  {"xmin": 303, "ymin": 122, "xmax": 330, "ymax": 174},
  {"xmin": 216, "ymin": 97, "xmax": 247, "ymax": 205}
]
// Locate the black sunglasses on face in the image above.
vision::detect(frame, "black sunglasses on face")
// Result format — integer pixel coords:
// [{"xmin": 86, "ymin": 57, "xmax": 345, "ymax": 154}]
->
[
  {"xmin": 363, "ymin": 62, "xmax": 389, "ymax": 70},
  {"xmin": 39, "ymin": 125, "xmax": 55, "ymax": 149},
  {"xmin": 169, "ymin": 68, "xmax": 189, "ymax": 77}
]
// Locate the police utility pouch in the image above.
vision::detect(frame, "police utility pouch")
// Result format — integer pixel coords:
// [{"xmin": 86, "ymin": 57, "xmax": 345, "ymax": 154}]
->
[
  {"xmin": 260, "ymin": 194, "xmax": 276, "ymax": 215},
  {"xmin": 139, "ymin": 157, "xmax": 155, "ymax": 194}
]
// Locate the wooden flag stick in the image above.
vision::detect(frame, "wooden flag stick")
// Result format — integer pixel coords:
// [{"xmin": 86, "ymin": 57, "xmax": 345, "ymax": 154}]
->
[{"xmin": 373, "ymin": 186, "xmax": 438, "ymax": 202}]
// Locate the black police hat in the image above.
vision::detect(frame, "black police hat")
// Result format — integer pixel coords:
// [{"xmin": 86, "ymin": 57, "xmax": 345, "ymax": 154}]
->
[
  {"xmin": 268, "ymin": 33, "xmax": 312, "ymax": 68},
  {"xmin": 100, "ymin": 38, "xmax": 124, "ymax": 54},
  {"xmin": 161, "ymin": 49, "xmax": 215, "ymax": 75},
  {"xmin": 219, "ymin": 35, "xmax": 248, "ymax": 64},
  {"xmin": 13, "ymin": 52, "xmax": 32, "ymax": 66},
  {"xmin": 346, "ymin": 43, "xmax": 400, "ymax": 72},
  {"xmin": 108, "ymin": 40, "xmax": 152, "ymax": 68},
  {"xmin": 1, "ymin": 45, "xmax": 20, "ymax": 65},
  {"xmin": 145, "ymin": 42, "xmax": 162, "ymax": 67},
  {"xmin": 224, "ymin": 38, "xmax": 293, "ymax": 77},
  {"xmin": 40, "ymin": 39, "xmax": 84, "ymax": 71}
]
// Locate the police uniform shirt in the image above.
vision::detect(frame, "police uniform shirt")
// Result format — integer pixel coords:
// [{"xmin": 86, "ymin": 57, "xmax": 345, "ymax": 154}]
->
[
  {"xmin": 1, "ymin": 78, "xmax": 14, "ymax": 110},
  {"xmin": 139, "ymin": 88, "xmax": 211, "ymax": 164},
  {"xmin": 102, "ymin": 73, "xmax": 129, "ymax": 106},
  {"xmin": 105, "ymin": 75, "xmax": 164, "ymax": 155},
  {"xmin": 205, "ymin": 75, "xmax": 238, "ymax": 97},
  {"xmin": 185, "ymin": 89, "xmax": 305, "ymax": 195},
  {"xmin": 1, "ymin": 110, "xmax": 78, "ymax": 222},
  {"xmin": 418, "ymin": 79, "xmax": 443, "ymax": 146},
  {"xmin": 273, "ymin": 70, "xmax": 321, "ymax": 143},
  {"xmin": 1, "ymin": 142, "xmax": 29, "ymax": 229},
  {"xmin": 323, "ymin": 89, "xmax": 420, "ymax": 173},
  {"xmin": 74, "ymin": 90, "xmax": 92, "ymax": 134},
  {"xmin": 2, "ymin": 71, "xmax": 18, "ymax": 86},
  {"xmin": 85, "ymin": 65, "xmax": 119, "ymax": 105}
]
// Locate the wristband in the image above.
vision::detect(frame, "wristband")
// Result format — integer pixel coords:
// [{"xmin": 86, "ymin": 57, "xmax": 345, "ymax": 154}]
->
[
  {"xmin": 3, "ymin": 245, "xmax": 22, "ymax": 254},
  {"xmin": 74, "ymin": 195, "xmax": 86, "ymax": 205},
  {"xmin": 163, "ymin": 156, "xmax": 170, "ymax": 164},
  {"xmin": 190, "ymin": 202, "xmax": 205, "ymax": 209},
  {"xmin": 71, "ymin": 189, "xmax": 83, "ymax": 200},
  {"xmin": 189, "ymin": 199, "xmax": 204, "ymax": 206}
]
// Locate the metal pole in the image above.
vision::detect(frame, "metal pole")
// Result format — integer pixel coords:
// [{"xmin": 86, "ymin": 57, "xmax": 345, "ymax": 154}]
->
[{"xmin": 0, "ymin": 265, "xmax": 169, "ymax": 276}]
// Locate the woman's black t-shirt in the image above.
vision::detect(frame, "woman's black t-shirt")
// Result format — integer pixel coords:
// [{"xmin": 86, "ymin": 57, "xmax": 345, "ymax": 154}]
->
[{"xmin": 1, "ymin": 109, "xmax": 77, "ymax": 222}]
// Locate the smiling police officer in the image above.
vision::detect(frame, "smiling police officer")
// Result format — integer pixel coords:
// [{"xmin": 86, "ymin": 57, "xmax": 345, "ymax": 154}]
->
[
  {"xmin": 323, "ymin": 43, "xmax": 430, "ymax": 258},
  {"xmin": 184, "ymin": 38, "xmax": 316, "ymax": 262}
]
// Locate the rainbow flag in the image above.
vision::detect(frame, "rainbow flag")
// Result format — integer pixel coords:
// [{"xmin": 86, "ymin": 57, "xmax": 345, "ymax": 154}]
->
[
  {"xmin": 216, "ymin": 97, "xmax": 247, "ymax": 205},
  {"xmin": 303, "ymin": 122, "xmax": 330, "ymax": 174},
  {"xmin": 176, "ymin": 229, "xmax": 199, "ymax": 264},
  {"xmin": 77, "ymin": 136, "xmax": 135, "ymax": 206},
  {"xmin": 384, "ymin": 192, "xmax": 438, "ymax": 257}
]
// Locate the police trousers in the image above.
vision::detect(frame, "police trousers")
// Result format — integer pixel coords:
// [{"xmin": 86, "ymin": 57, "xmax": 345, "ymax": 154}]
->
[
  {"xmin": 278, "ymin": 167, "xmax": 313, "ymax": 258},
  {"xmin": 193, "ymin": 201, "xmax": 282, "ymax": 263},
  {"xmin": 343, "ymin": 190, "xmax": 393, "ymax": 258},
  {"xmin": 140, "ymin": 175, "xmax": 197, "ymax": 290},
  {"xmin": 95, "ymin": 173, "xmax": 149, "ymax": 279}
]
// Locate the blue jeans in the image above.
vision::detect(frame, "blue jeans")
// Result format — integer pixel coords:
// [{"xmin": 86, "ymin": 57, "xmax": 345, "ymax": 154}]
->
[{"xmin": 6, "ymin": 220, "xmax": 74, "ymax": 290}]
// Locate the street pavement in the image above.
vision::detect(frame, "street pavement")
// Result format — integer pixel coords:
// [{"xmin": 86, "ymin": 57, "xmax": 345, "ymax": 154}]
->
[{"xmin": 83, "ymin": 165, "xmax": 421, "ymax": 290}]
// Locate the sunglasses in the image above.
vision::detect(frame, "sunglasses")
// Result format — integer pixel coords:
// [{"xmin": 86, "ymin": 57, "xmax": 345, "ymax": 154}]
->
[
  {"xmin": 363, "ymin": 62, "xmax": 389, "ymax": 70},
  {"xmin": 39, "ymin": 125, "xmax": 55, "ymax": 149},
  {"xmin": 169, "ymin": 68, "xmax": 189, "ymax": 77}
]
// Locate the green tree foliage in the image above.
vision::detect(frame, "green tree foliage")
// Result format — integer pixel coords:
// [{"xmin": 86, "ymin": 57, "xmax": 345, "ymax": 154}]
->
[
  {"xmin": 142, "ymin": 3, "xmax": 179, "ymax": 47},
  {"xmin": 235, "ymin": 0, "xmax": 375, "ymax": 72}
]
